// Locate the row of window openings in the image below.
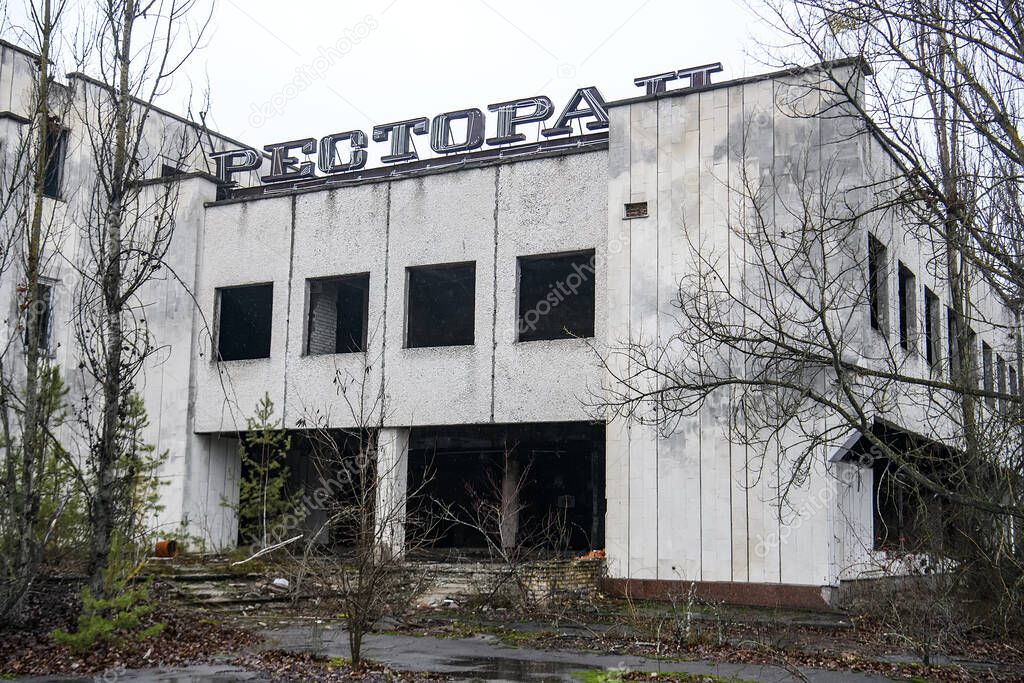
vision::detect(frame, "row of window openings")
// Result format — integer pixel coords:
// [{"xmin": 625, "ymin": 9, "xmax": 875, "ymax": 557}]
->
[
  {"xmin": 869, "ymin": 234, "xmax": 1017, "ymax": 410},
  {"xmin": 215, "ymin": 251, "xmax": 597, "ymax": 362}
]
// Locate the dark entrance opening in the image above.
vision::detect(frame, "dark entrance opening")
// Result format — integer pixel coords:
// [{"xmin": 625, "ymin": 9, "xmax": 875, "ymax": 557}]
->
[
  {"xmin": 845, "ymin": 419, "xmax": 969, "ymax": 555},
  {"xmin": 236, "ymin": 429, "xmax": 371, "ymax": 549},
  {"xmin": 43, "ymin": 121, "xmax": 67, "ymax": 199},
  {"xmin": 406, "ymin": 422, "xmax": 605, "ymax": 558}
]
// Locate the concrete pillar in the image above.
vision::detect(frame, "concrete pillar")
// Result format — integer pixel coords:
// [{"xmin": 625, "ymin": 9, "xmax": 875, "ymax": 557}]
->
[
  {"xmin": 182, "ymin": 433, "xmax": 241, "ymax": 553},
  {"xmin": 374, "ymin": 427, "xmax": 410, "ymax": 557},
  {"xmin": 499, "ymin": 455, "xmax": 521, "ymax": 551}
]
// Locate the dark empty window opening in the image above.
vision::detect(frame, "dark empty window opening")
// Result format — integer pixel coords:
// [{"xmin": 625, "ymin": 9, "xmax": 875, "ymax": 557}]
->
[
  {"xmin": 239, "ymin": 430, "xmax": 369, "ymax": 549},
  {"xmin": 997, "ymin": 354, "xmax": 1007, "ymax": 414},
  {"xmin": 983, "ymin": 342, "xmax": 994, "ymax": 408},
  {"xmin": 1010, "ymin": 365, "xmax": 1019, "ymax": 405},
  {"xmin": 161, "ymin": 163, "xmax": 185, "ymax": 178},
  {"xmin": 406, "ymin": 422, "xmax": 605, "ymax": 557},
  {"xmin": 518, "ymin": 251, "xmax": 596, "ymax": 343},
  {"xmin": 947, "ymin": 312, "xmax": 980, "ymax": 387},
  {"xmin": 24, "ymin": 281, "xmax": 53, "ymax": 353},
  {"xmin": 868, "ymin": 233, "xmax": 889, "ymax": 334},
  {"xmin": 924, "ymin": 287, "xmax": 940, "ymax": 368},
  {"xmin": 897, "ymin": 263, "xmax": 916, "ymax": 351},
  {"xmin": 406, "ymin": 262, "xmax": 475, "ymax": 348},
  {"xmin": 947, "ymin": 307, "xmax": 960, "ymax": 380},
  {"xmin": 217, "ymin": 283, "xmax": 273, "ymax": 361},
  {"xmin": 43, "ymin": 122, "xmax": 67, "ymax": 199},
  {"xmin": 306, "ymin": 274, "xmax": 369, "ymax": 355}
]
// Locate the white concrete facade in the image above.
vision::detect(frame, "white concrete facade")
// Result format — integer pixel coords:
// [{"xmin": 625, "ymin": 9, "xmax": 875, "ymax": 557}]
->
[
  {"xmin": 0, "ymin": 39, "xmax": 261, "ymax": 546},
  {"xmin": 193, "ymin": 150, "xmax": 608, "ymax": 435},
  {"xmin": 602, "ymin": 63, "xmax": 1019, "ymax": 598},
  {"xmin": 2, "ymin": 37, "xmax": 1016, "ymax": 602},
  {"xmin": 604, "ymin": 70, "xmax": 848, "ymax": 590}
]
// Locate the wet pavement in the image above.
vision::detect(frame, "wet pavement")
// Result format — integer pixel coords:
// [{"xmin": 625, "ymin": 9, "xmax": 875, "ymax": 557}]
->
[
  {"xmin": 11, "ymin": 665, "xmax": 264, "ymax": 682},
  {"xmin": 12, "ymin": 622, "xmax": 901, "ymax": 682},
  {"xmin": 265, "ymin": 623, "xmax": 897, "ymax": 682}
]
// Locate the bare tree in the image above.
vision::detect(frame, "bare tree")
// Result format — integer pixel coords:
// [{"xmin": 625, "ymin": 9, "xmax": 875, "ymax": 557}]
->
[
  {"xmin": 599, "ymin": 19, "xmax": 1024, "ymax": 625},
  {"xmin": 0, "ymin": 0, "xmax": 78, "ymax": 624},
  {"xmin": 761, "ymin": 2, "xmax": 1024, "ymax": 613},
  {"xmin": 289, "ymin": 346, "xmax": 434, "ymax": 669},
  {"xmin": 69, "ymin": 0, "xmax": 211, "ymax": 594}
]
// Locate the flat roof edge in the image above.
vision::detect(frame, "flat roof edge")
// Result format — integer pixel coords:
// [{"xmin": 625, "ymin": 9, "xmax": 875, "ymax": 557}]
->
[
  {"xmin": 607, "ymin": 57, "xmax": 870, "ymax": 108},
  {"xmin": 209, "ymin": 133, "xmax": 609, "ymax": 206}
]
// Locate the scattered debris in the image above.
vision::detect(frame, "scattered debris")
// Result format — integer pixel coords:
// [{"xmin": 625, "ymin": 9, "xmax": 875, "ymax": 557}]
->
[{"xmin": 578, "ymin": 549, "xmax": 606, "ymax": 561}]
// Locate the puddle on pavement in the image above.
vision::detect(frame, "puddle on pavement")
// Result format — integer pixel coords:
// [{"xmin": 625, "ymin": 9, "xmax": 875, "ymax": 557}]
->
[
  {"xmin": 442, "ymin": 655, "xmax": 592, "ymax": 682},
  {"xmin": 22, "ymin": 661, "xmax": 592, "ymax": 683}
]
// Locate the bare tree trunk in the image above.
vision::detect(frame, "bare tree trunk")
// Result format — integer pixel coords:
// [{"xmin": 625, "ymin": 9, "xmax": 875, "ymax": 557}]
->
[
  {"xmin": 348, "ymin": 624, "xmax": 363, "ymax": 670},
  {"xmin": 2, "ymin": 0, "xmax": 61, "ymax": 621},
  {"xmin": 88, "ymin": 0, "xmax": 135, "ymax": 595},
  {"xmin": 290, "ymin": 345, "xmax": 433, "ymax": 670}
]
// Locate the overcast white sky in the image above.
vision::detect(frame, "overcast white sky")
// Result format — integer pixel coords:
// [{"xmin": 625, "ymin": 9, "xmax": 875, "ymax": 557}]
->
[
  {"xmin": 191, "ymin": 1, "xmax": 771, "ymax": 152},
  {"xmin": 6, "ymin": 1, "xmax": 778, "ymax": 163}
]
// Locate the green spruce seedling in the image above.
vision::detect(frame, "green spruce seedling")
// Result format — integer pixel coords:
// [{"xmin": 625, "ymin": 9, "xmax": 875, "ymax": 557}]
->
[{"xmin": 229, "ymin": 394, "xmax": 305, "ymax": 550}]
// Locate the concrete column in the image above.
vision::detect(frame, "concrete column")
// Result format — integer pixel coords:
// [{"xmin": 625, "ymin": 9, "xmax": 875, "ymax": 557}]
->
[
  {"xmin": 182, "ymin": 433, "xmax": 241, "ymax": 552},
  {"xmin": 374, "ymin": 427, "xmax": 410, "ymax": 557}
]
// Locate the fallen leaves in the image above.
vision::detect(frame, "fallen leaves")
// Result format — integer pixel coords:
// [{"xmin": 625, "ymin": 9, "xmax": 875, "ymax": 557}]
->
[{"xmin": 0, "ymin": 578, "xmax": 259, "ymax": 677}]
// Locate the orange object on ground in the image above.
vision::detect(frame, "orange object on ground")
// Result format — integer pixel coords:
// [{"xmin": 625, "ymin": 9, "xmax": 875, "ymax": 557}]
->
[{"xmin": 155, "ymin": 539, "xmax": 179, "ymax": 558}]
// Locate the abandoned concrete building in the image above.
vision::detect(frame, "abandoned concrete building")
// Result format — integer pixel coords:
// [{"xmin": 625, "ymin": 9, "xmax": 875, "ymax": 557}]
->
[{"xmin": 3, "ymin": 35, "xmax": 1018, "ymax": 609}]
